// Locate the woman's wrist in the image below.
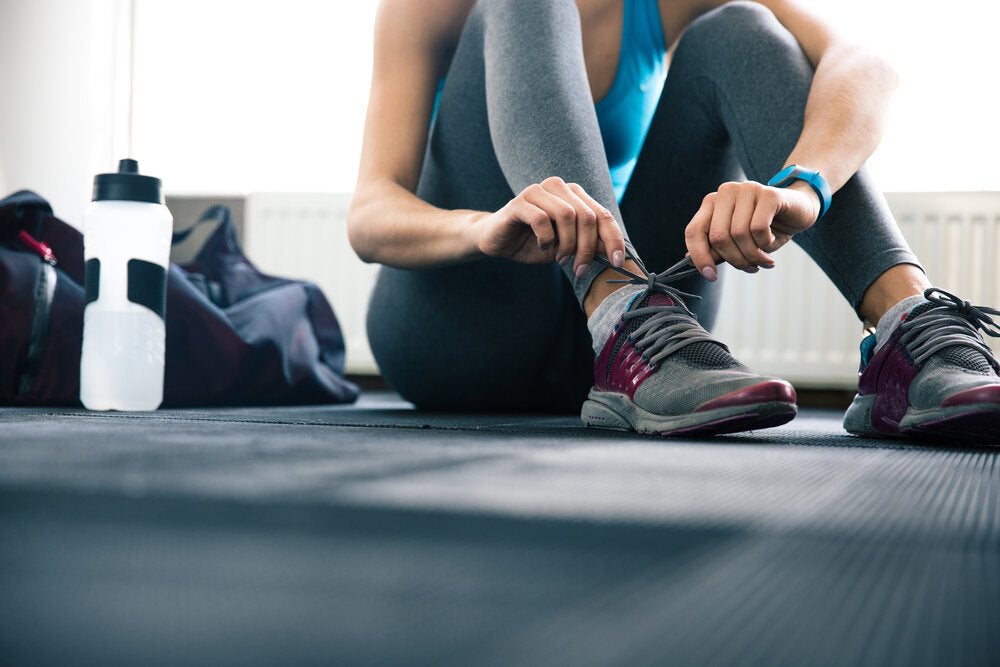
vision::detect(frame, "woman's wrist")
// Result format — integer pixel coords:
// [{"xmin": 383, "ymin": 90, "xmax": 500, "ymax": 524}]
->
[
  {"xmin": 784, "ymin": 180, "xmax": 822, "ymax": 223},
  {"xmin": 460, "ymin": 210, "xmax": 490, "ymax": 260}
]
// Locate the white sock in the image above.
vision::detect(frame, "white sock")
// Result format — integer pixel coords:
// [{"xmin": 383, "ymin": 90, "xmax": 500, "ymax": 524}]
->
[
  {"xmin": 586, "ymin": 285, "xmax": 645, "ymax": 355},
  {"xmin": 873, "ymin": 294, "xmax": 926, "ymax": 353}
]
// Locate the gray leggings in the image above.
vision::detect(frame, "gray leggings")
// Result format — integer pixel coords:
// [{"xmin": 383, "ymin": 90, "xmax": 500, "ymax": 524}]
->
[{"xmin": 366, "ymin": 0, "xmax": 919, "ymax": 412}]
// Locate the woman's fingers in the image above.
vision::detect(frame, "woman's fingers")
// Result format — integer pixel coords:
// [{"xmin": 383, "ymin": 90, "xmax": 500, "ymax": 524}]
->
[
  {"xmin": 730, "ymin": 185, "xmax": 774, "ymax": 268},
  {"xmin": 708, "ymin": 187, "xmax": 753, "ymax": 272},
  {"xmin": 687, "ymin": 182, "xmax": 786, "ymax": 278},
  {"xmin": 568, "ymin": 183, "xmax": 626, "ymax": 268},
  {"xmin": 750, "ymin": 186, "xmax": 779, "ymax": 251},
  {"xmin": 504, "ymin": 178, "xmax": 623, "ymax": 274},
  {"xmin": 540, "ymin": 177, "xmax": 597, "ymax": 277},
  {"xmin": 685, "ymin": 194, "xmax": 721, "ymax": 281},
  {"xmin": 511, "ymin": 198, "xmax": 557, "ymax": 255},
  {"xmin": 710, "ymin": 183, "xmax": 772, "ymax": 272},
  {"xmin": 475, "ymin": 196, "xmax": 554, "ymax": 263},
  {"xmin": 521, "ymin": 182, "xmax": 578, "ymax": 265}
]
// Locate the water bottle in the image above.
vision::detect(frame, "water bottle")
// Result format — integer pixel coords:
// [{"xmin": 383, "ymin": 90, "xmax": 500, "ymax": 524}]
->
[{"xmin": 80, "ymin": 159, "xmax": 172, "ymax": 411}]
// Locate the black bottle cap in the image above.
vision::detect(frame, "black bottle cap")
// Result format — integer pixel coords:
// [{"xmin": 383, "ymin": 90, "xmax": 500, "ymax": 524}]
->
[{"xmin": 92, "ymin": 159, "xmax": 164, "ymax": 204}]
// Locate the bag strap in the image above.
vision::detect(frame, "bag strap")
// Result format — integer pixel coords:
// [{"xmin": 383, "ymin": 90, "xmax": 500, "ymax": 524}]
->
[{"xmin": 171, "ymin": 204, "xmax": 231, "ymax": 246}]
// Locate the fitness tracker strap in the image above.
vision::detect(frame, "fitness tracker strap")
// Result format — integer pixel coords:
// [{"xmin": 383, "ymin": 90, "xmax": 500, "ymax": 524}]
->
[{"xmin": 767, "ymin": 164, "xmax": 832, "ymax": 223}]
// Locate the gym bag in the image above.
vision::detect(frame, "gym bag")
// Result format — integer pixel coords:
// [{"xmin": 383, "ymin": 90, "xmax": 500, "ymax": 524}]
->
[{"xmin": 0, "ymin": 190, "xmax": 359, "ymax": 406}]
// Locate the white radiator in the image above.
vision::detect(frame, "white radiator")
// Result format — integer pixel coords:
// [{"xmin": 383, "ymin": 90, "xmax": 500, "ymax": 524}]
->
[{"xmin": 245, "ymin": 191, "xmax": 1000, "ymax": 387}]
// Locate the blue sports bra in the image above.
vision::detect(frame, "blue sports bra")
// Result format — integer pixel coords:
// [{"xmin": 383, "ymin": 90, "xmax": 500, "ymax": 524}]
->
[{"xmin": 597, "ymin": 0, "xmax": 668, "ymax": 202}]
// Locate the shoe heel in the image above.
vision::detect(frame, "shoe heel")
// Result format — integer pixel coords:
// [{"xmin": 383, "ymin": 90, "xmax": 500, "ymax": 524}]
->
[
  {"xmin": 581, "ymin": 395, "xmax": 632, "ymax": 431},
  {"xmin": 843, "ymin": 394, "xmax": 879, "ymax": 436}
]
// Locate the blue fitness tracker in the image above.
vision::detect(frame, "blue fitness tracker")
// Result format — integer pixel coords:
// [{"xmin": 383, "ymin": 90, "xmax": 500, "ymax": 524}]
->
[{"xmin": 767, "ymin": 164, "xmax": 832, "ymax": 223}]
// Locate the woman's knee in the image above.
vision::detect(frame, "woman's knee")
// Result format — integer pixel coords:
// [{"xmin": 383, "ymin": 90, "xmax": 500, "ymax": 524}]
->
[
  {"xmin": 475, "ymin": 0, "xmax": 579, "ymax": 34},
  {"xmin": 678, "ymin": 1, "xmax": 802, "ymax": 70},
  {"xmin": 690, "ymin": 1, "xmax": 781, "ymax": 36},
  {"xmin": 478, "ymin": 0, "xmax": 576, "ymax": 16}
]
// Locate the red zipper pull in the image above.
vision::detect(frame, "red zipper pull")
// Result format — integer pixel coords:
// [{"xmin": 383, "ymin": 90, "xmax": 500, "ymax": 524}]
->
[{"xmin": 17, "ymin": 230, "xmax": 57, "ymax": 265}]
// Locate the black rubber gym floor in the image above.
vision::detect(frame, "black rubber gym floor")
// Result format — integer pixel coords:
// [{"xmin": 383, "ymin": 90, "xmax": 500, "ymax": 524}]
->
[{"xmin": 1, "ymin": 393, "xmax": 998, "ymax": 666}]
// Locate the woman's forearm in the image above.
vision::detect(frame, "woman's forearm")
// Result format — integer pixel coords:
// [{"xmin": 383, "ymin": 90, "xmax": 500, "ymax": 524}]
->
[
  {"xmin": 347, "ymin": 179, "xmax": 486, "ymax": 268},
  {"xmin": 783, "ymin": 44, "xmax": 899, "ymax": 193}
]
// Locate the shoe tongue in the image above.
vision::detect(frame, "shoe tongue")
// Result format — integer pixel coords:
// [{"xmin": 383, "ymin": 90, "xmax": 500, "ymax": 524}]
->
[
  {"xmin": 615, "ymin": 290, "xmax": 676, "ymax": 349},
  {"xmin": 618, "ymin": 290, "xmax": 676, "ymax": 341},
  {"xmin": 905, "ymin": 300, "xmax": 936, "ymax": 320},
  {"xmin": 646, "ymin": 293, "xmax": 675, "ymax": 308},
  {"xmin": 634, "ymin": 289, "xmax": 675, "ymax": 310}
]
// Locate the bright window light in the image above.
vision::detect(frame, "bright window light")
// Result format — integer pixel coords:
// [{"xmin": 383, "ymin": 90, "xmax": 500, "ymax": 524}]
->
[
  {"xmin": 131, "ymin": 0, "xmax": 380, "ymax": 194},
  {"xmin": 130, "ymin": 0, "xmax": 1000, "ymax": 195}
]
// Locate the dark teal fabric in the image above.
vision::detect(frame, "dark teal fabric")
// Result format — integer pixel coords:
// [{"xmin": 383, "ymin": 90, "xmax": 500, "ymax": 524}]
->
[{"xmin": 595, "ymin": 0, "xmax": 667, "ymax": 201}]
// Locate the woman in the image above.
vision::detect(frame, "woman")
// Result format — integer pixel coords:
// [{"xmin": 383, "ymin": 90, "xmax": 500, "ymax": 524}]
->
[{"xmin": 348, "ymin": 0, "xmax": 1000, "ymax": 440}]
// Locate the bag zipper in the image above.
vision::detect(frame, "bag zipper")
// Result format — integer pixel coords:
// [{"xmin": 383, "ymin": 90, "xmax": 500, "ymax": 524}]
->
[{"xmin": 17, "ymin": 229, "xmax": 57, "ymax": 265}]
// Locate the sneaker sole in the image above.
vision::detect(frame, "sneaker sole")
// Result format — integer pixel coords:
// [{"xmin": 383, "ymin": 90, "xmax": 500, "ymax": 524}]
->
[
  {"xmin": 901, "ymin": 404, "xmax": 1000, "ymax": 444},
  {"xmin": 581, "ymin": 388, "xmax": 797, "ymax": 437},
  {"xmin": 844, "ymin": 394, "xmax": 1000, "ymax": 444}
]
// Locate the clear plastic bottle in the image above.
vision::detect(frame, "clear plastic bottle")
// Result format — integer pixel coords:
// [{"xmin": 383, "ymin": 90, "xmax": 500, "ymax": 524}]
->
[{"xmin": 80, "ymin": 159, "xmax": 172, "ymax": 411}]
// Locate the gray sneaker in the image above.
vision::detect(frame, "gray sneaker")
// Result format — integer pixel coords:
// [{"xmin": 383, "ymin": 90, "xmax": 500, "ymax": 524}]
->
[
  {"xmin": 581, "ymin": 258, "xmax": 797, "ymax": 436},
  {"xmin": 843, "ymin": 288, "xmax": 1000, "ymax": 443}
]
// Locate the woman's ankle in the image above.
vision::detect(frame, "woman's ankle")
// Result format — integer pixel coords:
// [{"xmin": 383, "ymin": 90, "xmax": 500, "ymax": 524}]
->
[
  {"xmin": 858, "ymin": 263, "xmax": 931, "ymax": 325},
  {"xmin": 583, "ymin": 259, "xmax": 644, "ymax": 317}
]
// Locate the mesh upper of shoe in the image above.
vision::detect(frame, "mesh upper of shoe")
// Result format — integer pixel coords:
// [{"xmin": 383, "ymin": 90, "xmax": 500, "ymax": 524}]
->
[
  {"xmin": 632, "ymin": 356, "xmax": 777, "ymax": 415},
  {"xmin": 896, "ymin": 293, "xmax": 1000, "ymax": 409},
  {"xmin": 908, "ymin": 356, "xmax": 998, "ymax": 409}
]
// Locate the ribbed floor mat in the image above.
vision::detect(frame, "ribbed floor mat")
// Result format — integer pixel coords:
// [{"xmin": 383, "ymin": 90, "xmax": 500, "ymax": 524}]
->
[{"xmin": 1, "ymin": 402, "xmax": 997, "ymax": 666}]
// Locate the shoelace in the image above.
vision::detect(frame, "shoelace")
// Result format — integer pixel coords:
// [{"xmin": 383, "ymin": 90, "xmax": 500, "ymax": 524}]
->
[
  {"xmin": 899, "ymin": 288, "xmax": 1000, "ymax": 368},
  {"xmin": 593, "ymin": 255, "xmax": 728, "ymax": 365}
]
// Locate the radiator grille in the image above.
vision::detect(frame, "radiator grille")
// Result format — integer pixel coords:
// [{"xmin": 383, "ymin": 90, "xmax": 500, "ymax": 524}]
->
[{"xmin": 245, "ymin": 191, "xmax": 1000, "ymax": 386}]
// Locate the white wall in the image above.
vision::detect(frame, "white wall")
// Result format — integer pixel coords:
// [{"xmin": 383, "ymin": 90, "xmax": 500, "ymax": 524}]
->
[
  {"xmin": 0, "ymin": 0, "xmax": 130, "ymax": 226},
  {"xmin": 2, "ymin": 1, "xmax": 998, "ymax": 218},
  {"xmin": 124, "ymin": 0, "xmax": 1000, "ymax": 196},
  {"xmin": 129, "ymin": 0, "xmax": 379, "ymax": 195},
  {"xmin": 813, "ymin": 0, "xmax": 1000, "ymax": 192}
]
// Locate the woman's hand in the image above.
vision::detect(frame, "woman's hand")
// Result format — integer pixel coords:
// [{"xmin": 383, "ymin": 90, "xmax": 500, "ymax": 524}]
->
[
  {"xmin": 684, "ymin": 180, "xmax": 821, "ymax": 281},
  {"xmin": 472, "ymin": 177, "xmax": 626, "ymax": 276}
]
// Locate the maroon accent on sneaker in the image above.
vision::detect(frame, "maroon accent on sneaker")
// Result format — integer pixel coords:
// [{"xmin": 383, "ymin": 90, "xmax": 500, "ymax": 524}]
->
[
  {"xmin": 941, "ymin": 384, "xmax": 1000, "ymax": 407},
  {"xmin": 593, "ymin": 319, "xmax": 657, "ymax": 400},
  {"xmin": 857, "ymin": 329, "xmax": 920, "ymax": 434},
  {"xmin": 693, "ymin": 380, "xmax": 796, "ymax": 413}
]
